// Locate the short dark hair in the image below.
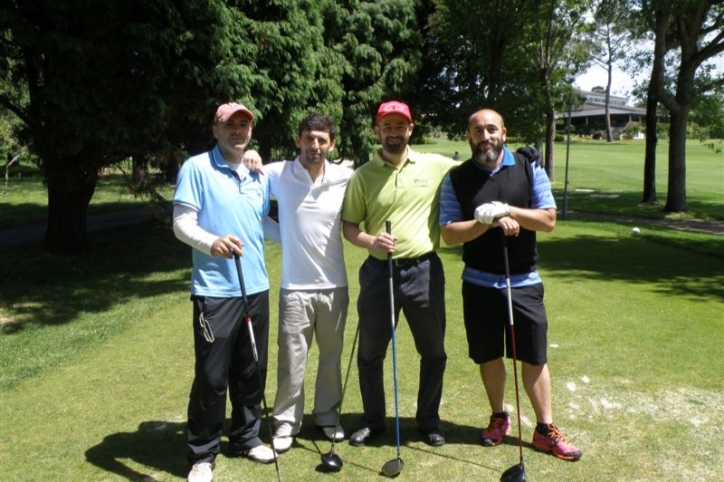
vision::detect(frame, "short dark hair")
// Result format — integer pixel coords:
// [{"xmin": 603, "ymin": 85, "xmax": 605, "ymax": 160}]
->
[{"xmin": 298, "ymin": 113, "xmax": 337, "ymax": 141}]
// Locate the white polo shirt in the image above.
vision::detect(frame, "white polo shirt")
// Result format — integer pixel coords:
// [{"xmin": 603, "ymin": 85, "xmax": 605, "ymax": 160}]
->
[{"xmin": 266, "ymin": 158, "xmax": 352, "ymax": 290}]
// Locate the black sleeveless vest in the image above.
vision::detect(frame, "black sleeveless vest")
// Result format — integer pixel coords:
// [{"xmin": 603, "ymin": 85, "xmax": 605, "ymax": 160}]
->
[{"xmin": 449, "ymin": 153, "xmax": 538, "ymax": 275}]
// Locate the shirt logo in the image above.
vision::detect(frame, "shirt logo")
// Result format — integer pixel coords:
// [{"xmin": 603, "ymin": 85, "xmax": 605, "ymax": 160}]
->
[{"xmin": 413, "ymin": 178, "xmax": 429, "ymax": 188}]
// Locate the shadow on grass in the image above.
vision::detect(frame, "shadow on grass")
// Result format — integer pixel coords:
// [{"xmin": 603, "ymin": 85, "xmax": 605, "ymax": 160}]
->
[
  {"xmin": 551, "ymin": 190, "xmax": 724, "ymax": 222},
  {"xmin": 0, "ymin": 200, "xmax": 148, "ymax": 229},
  {"xmin": 291, "ymin": 413, "xmax": 499, "ymax": 476},
  {"xmin": 83, "ymin": 410, "xmax": 528, "ymax": 479},
  {"xmin": 439, "ymin": 226, "xmax": 724, "ymax": 301},
  {"xmin": 0, "ymin": 220, "xmax": 190, "ymax": 334},
  {"xmin": 539, "ymin": 232, "xmax": 724, "ymax": 301},
  {"xmin": 85, "ymin": 420, "xmax": 188, "ymax": 480}
]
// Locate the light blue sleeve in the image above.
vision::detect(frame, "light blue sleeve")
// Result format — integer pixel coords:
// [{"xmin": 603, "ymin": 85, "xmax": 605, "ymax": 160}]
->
[
  {"xmin": 173, "ymin": 156, "xmax": 205, "ymax": 211},
  {"xmin": 439, "ymin": 173, "xmax": 464, "ymax": 225},
  {"xmin": 530, "ymin": 164, "xmax": 556, "ymax": 210}
]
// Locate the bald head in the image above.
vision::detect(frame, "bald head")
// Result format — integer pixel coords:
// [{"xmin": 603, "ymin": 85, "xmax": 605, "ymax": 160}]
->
[
  {"xmin": 466, "ymin": 109, "xmax": 507, "ymax": 168},
  {"xmin": 467, "ymin": 109, "xmax": 505, "ymax": 131}
]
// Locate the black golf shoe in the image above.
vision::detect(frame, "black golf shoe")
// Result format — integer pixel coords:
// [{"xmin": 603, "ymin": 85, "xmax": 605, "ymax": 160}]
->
[
  {"xmin": 349, "ymin": 426, "xmax": 385, "ymax": 446},
  {"xmin": 420, "ymin": 427, "xmax": 445, "ymax": 446}
]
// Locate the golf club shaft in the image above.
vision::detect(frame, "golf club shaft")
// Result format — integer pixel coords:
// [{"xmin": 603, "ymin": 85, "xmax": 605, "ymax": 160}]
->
[
  {"xmin": 234, "ymin": 254, "xmax": 282, "ymax": 482},
  {"xmin": 386, "ymin": 221, "xmax": 402, "ymax": 461},
  {"xmin": 332, "ymin": 322, "xmax": 360, "ymax": 448},
  {"xmin": 502, "ymin": 237, "xmax": 524, "ymax": 465}
]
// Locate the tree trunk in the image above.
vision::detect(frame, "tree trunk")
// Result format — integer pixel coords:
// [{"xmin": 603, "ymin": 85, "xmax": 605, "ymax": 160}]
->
[
  {"xmin": 162, "ymin": 152, "xmax": 179, "ymax": 184},
  {"xmin": 259, "ymin": 143, "xmax": 273, "ymax": 164},
  {"xmin": 43, "ymin": 162, "xmax": 98, "ymax": 254},
  {"xmin": 643, "ymin": 6, "xmax": 669, "ymax": 204},
  {"xmin": 544, "ymin": 106, "xmax": 556, "ymax": 182},
  {"xmin": 540, "ymin": 66, "xmax": 556, "ymax": 182},
  {"xmin": 132, "ymin": 154, "xmax": 148, "ymax": 184},
  {"xmin": 605, "ymin": 61, "xmax": 613, "ymax": 142},
  {"xmin": 642, "ymin": 93, "xmax": 658, "ymax": 203},
  {"xmin": 664, "ymin": 108, "xmax": 688, "ymax": 212}
]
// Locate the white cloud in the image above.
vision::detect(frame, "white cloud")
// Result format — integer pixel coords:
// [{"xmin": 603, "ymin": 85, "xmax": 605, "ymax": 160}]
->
[{"xmin": 574, "ymin": 64, "xmax": 643, "ymax": 102}]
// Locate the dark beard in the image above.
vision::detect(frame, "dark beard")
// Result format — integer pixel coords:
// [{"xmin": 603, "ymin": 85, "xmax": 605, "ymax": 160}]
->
[
  {"xmin": 473, "ymin": 144, "xmax": 501, "ymax": 165},
  {"xmin": 383, "ymin": 139, "xmax": 406, "ymax": 154}
]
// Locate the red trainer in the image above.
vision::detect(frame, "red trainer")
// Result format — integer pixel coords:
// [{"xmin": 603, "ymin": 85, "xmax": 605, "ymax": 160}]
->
[
  {"xmin": 480, "ymin": 414, "xmax": 511, "ymax": 446},
  {"xmin": 532, "ymin": 423, "xmax": 582, "ymax": 461}
]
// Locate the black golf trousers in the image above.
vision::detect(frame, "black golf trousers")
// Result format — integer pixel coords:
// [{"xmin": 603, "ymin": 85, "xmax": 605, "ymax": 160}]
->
[
  {"xmin": 186, "ymin": 291, "xmax": 270, "ymax": 465},
  {"xmin": 356, "ymin": 253, "xmax": 447, "ymax": 432}
]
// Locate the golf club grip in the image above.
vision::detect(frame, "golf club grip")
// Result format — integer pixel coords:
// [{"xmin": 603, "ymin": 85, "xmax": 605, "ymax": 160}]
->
[
  {"xmin": 233, "ymin": 254, "xmax": 259, "ymax": 362},
  {"xmin": 385, "ymin": 221, "xmax": 394, "ymax": 325},
  {"xmin": 233, "ymin": 253, "xmax": 250, "ymax": 308},
  {"xmin": 385, "ymin": 219, "xmax": 393, "ymax": 278}
]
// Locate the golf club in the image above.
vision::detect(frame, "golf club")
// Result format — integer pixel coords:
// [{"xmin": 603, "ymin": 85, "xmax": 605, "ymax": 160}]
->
[
  {"xmin": 500, "ymin": 235, "xmax": 527, "ymax": 482},
  {"xmin": 233, "ymin": 253, "xmax": 282, "ymax": 482},
  {"xmin": 381, "ymin": 220, "xmax": 404, "ymax": 478},
  {"xmin": 319, "ymin": 322, "xmax": 361, "ymax": 472}
]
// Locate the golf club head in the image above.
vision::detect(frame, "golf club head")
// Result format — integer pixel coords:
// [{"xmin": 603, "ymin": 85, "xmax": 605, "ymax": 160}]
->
[
  {"xmin": 500, "ymin": 462, "xmax": 526, "ymax": 482},
  {"xmin": 320, "ymin": 451, "xmax": 343, "ymax": 472},
  {"xmin": 381, "ymin": 458, "xmax": 403, "ymax": 478}
]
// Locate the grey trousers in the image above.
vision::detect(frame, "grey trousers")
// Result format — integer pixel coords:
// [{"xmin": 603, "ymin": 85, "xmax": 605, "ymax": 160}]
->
[{"xmin": 272, "ymin": 287, "xmax": 349, "ymax": 436}]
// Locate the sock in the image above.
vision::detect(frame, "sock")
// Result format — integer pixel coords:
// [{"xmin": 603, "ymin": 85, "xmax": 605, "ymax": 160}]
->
[
  {"xmin": 536, "ymin": 422, "xmax": 552, "ymax": 434},
  {"xmin": 493, "ymin": 411, "xmax": 509, "ymax": 420}
]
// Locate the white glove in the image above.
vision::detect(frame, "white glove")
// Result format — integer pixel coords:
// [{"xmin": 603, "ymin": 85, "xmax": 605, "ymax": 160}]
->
[{"xmin": 474, "ymin": 201, "xmax": 511, "ymax": 225}]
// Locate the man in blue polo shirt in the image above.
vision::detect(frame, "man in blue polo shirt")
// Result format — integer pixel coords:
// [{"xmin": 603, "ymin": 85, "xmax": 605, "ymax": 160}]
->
[
  {"xmin": 439, "ymin": 108, "xmax": 582, "ymax": 462},
  {"xmin": 173, "ymin": 102, "xmax": 275, "ymax": 482}
]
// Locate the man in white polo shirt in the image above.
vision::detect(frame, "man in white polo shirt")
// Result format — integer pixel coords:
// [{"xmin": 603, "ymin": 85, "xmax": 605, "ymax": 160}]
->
[{"xmin": 262, "ymin": 113, "xmax": 352, "ymax": 454}]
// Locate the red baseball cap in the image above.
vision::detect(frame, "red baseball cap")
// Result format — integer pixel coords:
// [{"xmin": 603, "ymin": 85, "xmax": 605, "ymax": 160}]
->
[
  {"xmin": 215, "ymin": 102, "xmax": 254, "ymax": 123},
  {"xmin": 376, "ymin": 101, "xmax": 412, "ymax": 123}
]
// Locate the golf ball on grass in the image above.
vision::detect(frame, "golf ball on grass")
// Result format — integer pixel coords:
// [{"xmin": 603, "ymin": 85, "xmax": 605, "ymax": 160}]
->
[{"xmin": 632, "ymin": 227, "xmax": 640, "ymax": 235}]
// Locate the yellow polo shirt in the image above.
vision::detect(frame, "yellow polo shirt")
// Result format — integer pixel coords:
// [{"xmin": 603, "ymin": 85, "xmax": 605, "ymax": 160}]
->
[{"xmin": 342, "ymin": 147, "xmax": 458, "ymax": 259}]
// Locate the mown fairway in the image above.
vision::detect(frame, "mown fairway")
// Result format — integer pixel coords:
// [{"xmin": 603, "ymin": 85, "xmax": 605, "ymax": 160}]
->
[{"xmin": 1, "ymin": 212, "xmax": 722, "ymax": 481}]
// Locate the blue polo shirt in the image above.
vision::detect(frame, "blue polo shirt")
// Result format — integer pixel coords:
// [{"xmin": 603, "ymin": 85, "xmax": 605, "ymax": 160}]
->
[
  {"xmin": 174, "ymin": 146, "xmax": 270, "ymax": 297},
  {"xmin": 439, "ymin": 147, "xmax": 556, "ymax": 289}
]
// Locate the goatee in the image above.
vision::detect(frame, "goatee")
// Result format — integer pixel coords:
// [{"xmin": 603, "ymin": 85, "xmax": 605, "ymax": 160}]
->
[{"xmin": 473, "ymin": 146, "xmax": 500, "ymax": 165}]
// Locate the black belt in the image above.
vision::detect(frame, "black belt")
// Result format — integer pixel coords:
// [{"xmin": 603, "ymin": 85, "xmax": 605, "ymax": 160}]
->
[{"xmin": 368, "ymin": 252, "xmax": 436, "ymax": 268}]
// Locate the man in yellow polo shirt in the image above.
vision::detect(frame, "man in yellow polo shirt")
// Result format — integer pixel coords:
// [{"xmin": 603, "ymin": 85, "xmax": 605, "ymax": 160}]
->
[{"xmin": 342, "ymin": 100, "xmax": 458, "ymax": 447}]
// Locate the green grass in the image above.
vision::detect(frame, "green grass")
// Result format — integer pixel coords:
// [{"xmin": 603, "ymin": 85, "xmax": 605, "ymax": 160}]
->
[
  {"xmin": 1, "ymin": 218, "xmax": 723, "ymax": 482},
  {"xmin": 2, "ymin": 139, "xmax": 722, "ymax": 228},
  {"xmin": 0, "ymin": 170, "xmax": 174, "ymax": 229},
  {"xmin": 416, "ymin": 138, "xmax": 724, "ymax": 221}
]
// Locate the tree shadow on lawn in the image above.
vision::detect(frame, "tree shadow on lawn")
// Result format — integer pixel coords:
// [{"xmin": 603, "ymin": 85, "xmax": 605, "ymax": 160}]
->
[
  {"xmin": 0, "ymin": 221, "xmax": 190, "ymax": 334},
  {"xmin": 536, "ymin": 232, "xmax": 724, "ymax": 301},
  {"xmin": 439, "ymin": 229, "xmax": 724, "ymax": 301},
  {"xmin": 85, "ymin": 420, "xmax": 188, "ymax": 480},
  {"xmin": 288, "ymin": 413, "xmax": 506, "ymax": 475},
  {"xmin": 84, "ymin": 414, "xmax": 513, "ymax": 479}
]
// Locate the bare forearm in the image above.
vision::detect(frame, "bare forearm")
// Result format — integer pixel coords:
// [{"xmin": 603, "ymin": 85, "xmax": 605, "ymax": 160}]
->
[
  {"xmin": 509, "ymin": 207, "xmax": 556, "ymax": 232},
  {"xmin": 441, "ymin": 220, "xmax": 489, "ymax": 245},
  {"xmin": 343, "ymin": 221, "xmax": 395, "ymax": 253}
]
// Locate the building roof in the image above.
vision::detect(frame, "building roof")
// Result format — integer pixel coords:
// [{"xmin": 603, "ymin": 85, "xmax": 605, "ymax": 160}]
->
[
  {"xmin": 562, "ymin": 105, "xmax": 647, "ymax": 119},
  {"xmin": 555, "ymin": 89, "xmax": 646, "ymax": 119}
]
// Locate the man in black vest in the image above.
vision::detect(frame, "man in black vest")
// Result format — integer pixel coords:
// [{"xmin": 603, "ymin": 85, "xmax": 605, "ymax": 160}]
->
[{"xmin": 439, "ymin": 109, "xmax": 582, "ymax": 462}]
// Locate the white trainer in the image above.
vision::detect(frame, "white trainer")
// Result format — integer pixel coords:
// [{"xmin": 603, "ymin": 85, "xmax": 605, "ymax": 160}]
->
[
  {"xmin": 244, "ymin": 444, "xmax": 276, "ymax": 464},
  {"xmin": 273, "ymin": 435, "xmax": 293, "ymax": 453},
  {"xmin": 322, "ymin": 425, "xmax": 345, "ymax": 442},
  {"xmin": 187, "ymin": 462, "xmax": 213, "ymax": 482}
]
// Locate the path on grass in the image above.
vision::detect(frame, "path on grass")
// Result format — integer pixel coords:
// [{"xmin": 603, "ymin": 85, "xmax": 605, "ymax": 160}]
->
[
  {"xmin": 562, "ymin": 211, "xmax": 724, "ymax": 236},
  {"xmin": 0, "ymin": 206, "xmax": 156, "ymax": 251},
  {"xmin": 0, "ymin": 206, "xmax": 722, "ymax": 252}
]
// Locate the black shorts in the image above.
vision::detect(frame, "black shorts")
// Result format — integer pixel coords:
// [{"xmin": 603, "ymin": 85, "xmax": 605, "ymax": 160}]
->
[{"xmin": 462, "ymin": 281, "xmax": 548, "ymax": 365}]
